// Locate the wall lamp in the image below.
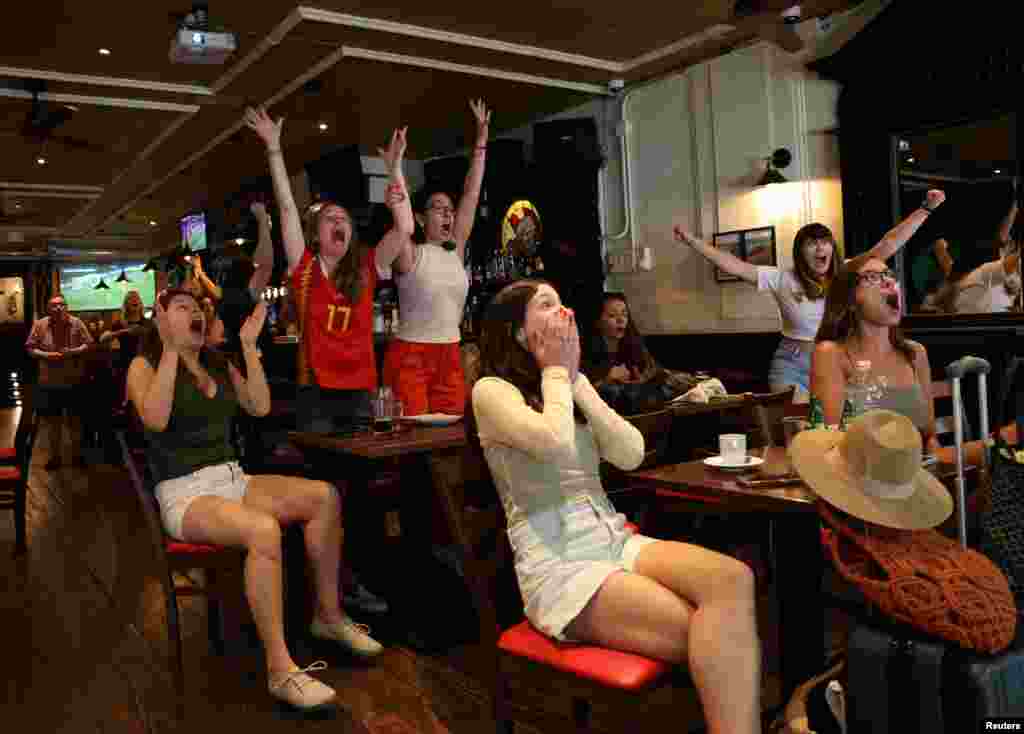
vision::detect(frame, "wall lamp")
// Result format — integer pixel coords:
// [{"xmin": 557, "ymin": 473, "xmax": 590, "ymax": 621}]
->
[{"xmin": 759, "ymin": 148, "xmax": 792, "ymax": 186}]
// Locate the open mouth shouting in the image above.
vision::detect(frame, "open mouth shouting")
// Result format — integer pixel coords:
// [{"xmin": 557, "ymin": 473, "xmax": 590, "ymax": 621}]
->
[
  {"xmin": 884, "ymin": 292, "xmax": 901, "ymax": 311},
  {"xmin": 190, "ymin": 317, "xmax": 205, "ymax": 335}
]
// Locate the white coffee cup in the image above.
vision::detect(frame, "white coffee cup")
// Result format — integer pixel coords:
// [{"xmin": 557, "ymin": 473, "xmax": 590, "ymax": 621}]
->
[{"xmin": 719, "ymin": 434, "xmax": 747, "ymax": 465}]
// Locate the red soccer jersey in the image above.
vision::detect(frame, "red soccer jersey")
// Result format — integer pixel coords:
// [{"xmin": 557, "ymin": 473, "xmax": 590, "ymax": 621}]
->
[{"xmin": 291, "ymin": 247, "xmax": 377, "ymax": 391}]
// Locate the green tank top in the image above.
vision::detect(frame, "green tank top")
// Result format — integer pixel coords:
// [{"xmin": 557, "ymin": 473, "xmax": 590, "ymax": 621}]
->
[
  {"xmin": 145, "ymin": 361, "xmax": 238, "ymax": 483},
  {"xmin": 809, "ymin": 384, "xmax": 928, "ymax": 432}
]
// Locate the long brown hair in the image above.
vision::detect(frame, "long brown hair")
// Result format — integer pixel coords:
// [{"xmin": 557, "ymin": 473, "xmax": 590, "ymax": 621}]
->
[
  {"xmin": 815, "ymin": 254, "xmax": 916, "ymax": 364},
  {"xmin": 304, "ymin": 200, "xmax": 368, "ymax": 303},
  {"xmin": 591, "ymin": 292, "xmax": 656, "ymax": 379},
  {"xmin": 467, "ymin": 280, "xmax": 584, "ymax": 453},
  {"xmin": 793, "ymin": 223, "xmax": 842, "ymax": 300},
  {"xmin": 137, "ymin": 289, "xmax": 239, "ymax": 380}
]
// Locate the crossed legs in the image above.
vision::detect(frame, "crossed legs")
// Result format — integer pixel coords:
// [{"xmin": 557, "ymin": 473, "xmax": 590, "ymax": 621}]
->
[{"xmin": 565, "ymin": 540, "xmax": 761, "ymax": 734}]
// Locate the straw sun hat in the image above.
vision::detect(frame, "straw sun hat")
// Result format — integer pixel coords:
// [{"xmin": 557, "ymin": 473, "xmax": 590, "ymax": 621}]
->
[{"xmin": 789, "ymin": 410, "xmax": 953, "ymax": 530}]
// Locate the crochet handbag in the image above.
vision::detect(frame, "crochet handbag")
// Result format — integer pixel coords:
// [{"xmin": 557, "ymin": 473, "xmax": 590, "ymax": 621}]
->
[
  {"xmin": 818, "ymin": 503, "xmax": 1017, "ymax": 654},
  {"xmin": 980, "ymin": 356, "xmax": 1024, "ymax": 607}
]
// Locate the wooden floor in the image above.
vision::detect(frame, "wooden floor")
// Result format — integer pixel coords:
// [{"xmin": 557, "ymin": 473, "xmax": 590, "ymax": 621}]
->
[{"xmin": 0, "ymin": 404, "xmax": 846, "ymax": 734}]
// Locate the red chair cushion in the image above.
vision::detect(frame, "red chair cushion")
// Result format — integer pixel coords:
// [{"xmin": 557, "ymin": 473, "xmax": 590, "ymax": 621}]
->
[
  {"xmin": 0, "ymin": 447, "xmax": 16, "ymax": 461},
  {"xmin": 166, "ymin": 540, "xmax": 226, "ymax": 555},
  {"xmin": 498, "ymin": 621, "xmax": 669, "ymax": 690},
  {"xmin": 0, "ymin": 466, "xmax": 21, "ymax": 482}
]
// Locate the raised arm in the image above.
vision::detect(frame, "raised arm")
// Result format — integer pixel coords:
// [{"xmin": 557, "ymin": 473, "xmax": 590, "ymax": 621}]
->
[
  {"xmin": 244, "ymin": 107, "xmax": 305, "ymax": 273},
  {"xmin": 190, "ymin": 256, "xmax": 222, "ymax": 301},
  {"xmin": 673, "ymin": 226, "xmax": 758, "ymax": 284},
  {"xmin": 226, "ymin": 302, "xmax": 271, "ymax": 417},
  {"xmin": 866, "ymin": 189, "xmax": 945, "ymax": 263},
  {"xmin": 126, "ymin": 300, "xmax": 181, "ymax": 432},
  {"xmin": 374, "ymin": 127, "xmax": 417, "ymax": 274},
  {"xmin": 452, "ymin": 99, "xmax": 490, "ymax": 261},
  {"xmin": 996, "ymin": 182, "xmax": 1018, "ymax": 252},
  {"xmin": 247, "ymin": 201, "xmax": 274, "ymax": 294}
]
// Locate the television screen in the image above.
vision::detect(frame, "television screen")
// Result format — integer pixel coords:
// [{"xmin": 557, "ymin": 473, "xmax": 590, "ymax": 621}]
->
[
  {"xmin": 59, "ymin": 263, "xmax": 157, "ymax": 312},
  {"xmin": 180, "ymin": 212, "xmax": 207, "ymax": 252}
]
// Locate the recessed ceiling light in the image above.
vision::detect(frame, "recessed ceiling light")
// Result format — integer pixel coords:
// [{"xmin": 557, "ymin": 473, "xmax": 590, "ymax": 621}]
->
[
  {"xmin": 318, "ymin": 122, "xmax": 328, "ymax": 131},
  {"xmin": 14, "ymin": 203, "xmax": 21, "ymax": 209},
  {"xmin": 149, "ymin": 220, "xmax": 157, "ymax": 226},
  {"xmin": 36, "ymin": 156, "xmax": 46, "ymax": 165},
  {"xmin": 995, "ymin": 169, "xmax": 1002, "ymax": 174},
  {"xmin": 235, "ymin": 237, "xmax": 245, "ymax": 245},
  {"xmin": 98, "ymin": 48, "xmax": 111, "ymax": 56},
  {"xmin": 906, "ymin": 156, "xmax": 915, "ymax": 164}
]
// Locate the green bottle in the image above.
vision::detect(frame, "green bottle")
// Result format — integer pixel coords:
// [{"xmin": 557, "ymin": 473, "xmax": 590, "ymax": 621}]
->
[{"xmin": 809, "ymin": 394, "xmax": 852, "ymax": 431}]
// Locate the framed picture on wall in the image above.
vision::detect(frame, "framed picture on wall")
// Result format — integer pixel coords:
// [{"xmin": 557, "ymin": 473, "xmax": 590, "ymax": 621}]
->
[{"xmin": 713, "ymin": 226, "xmax": 777, "ymax": 282}]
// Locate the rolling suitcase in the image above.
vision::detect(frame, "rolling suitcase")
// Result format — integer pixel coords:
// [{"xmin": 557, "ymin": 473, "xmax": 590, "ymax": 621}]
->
[{"xmin": 845, "ymin": 356, "xmax": 1024, "ymax": 734}]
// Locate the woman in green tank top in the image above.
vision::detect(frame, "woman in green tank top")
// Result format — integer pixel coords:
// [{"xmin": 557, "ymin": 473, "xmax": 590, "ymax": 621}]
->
[
  {"xmin": 809, "ymin": 255, "xmax": 940, "ymax": 454},
  {"xmin": 127, "ymin": 289, "xmax": 381, "ymax": 712}
]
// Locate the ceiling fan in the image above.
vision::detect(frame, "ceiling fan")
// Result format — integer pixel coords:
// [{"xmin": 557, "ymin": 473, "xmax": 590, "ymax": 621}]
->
[
  {"xmin": 732, "ymin": 1, "xmax": 806, "ymax": 54},
  {"xmin": 0, "ymin": 79, "xmax": 107, "ymax": 154}
]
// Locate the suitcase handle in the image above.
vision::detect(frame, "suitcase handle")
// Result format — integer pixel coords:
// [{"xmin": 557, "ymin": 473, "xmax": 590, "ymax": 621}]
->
[{"xmin": 945, "ymin": 355, "xmax": 991, "ymax": 379}]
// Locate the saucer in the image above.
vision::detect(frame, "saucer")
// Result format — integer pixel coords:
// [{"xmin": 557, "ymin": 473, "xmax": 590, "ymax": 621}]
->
[
  {"xmin": 703, "ymin": 455, "xmax": 764, "ymax": 471},
  {"xmin": 401, "ymin": 413, "xmax": 463, "ymax": 426}
]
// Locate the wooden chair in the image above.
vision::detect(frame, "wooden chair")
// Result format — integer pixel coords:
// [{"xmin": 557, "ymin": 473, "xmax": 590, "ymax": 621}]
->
[
  {"xmin": 447, "ymin": 448, "xmax": 700, "ymax": 733},
  {"xmin": 116, "ymin": 430, "xmax": 244, "ymax": 722},
  {"xmin": 747, "ymin": 387, "xmax": 797, "ymax": 448},
  {"xmin": 0, "ymin": 405, "xmax": 36, "ymax": 555}
]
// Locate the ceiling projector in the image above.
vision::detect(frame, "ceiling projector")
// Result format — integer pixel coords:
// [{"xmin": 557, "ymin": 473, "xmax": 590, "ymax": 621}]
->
[{"xmin": 169, "ymin": 27, "xmax": 237, "ymax": 64}]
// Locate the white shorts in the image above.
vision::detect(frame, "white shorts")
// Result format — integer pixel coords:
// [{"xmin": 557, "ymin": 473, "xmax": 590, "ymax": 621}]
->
[
  {"xmin": 154, "ymin": 461, "xmax": 249, "ymax": 540},
  {"xmin": 508, "ymin": 493, "xmax": 659, "ymax": 641}
]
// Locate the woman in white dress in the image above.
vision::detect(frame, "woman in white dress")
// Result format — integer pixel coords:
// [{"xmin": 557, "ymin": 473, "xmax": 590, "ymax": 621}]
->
[{"xmin": 470, "ymin": 279, "xmax": 761, "ymax": 734}]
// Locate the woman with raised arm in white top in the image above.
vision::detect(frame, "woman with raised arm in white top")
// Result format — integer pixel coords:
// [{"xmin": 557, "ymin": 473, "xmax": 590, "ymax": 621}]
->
[
  {"xmin": 470, "ymin": 279, "xmax": 762, "ymax": 734},
  {"xmin": 377, "ymin": 100, "xmax": 490, "ymax": 417},
  {"xmin": 674, "ymin": 189, "xmax": 945, "ymax": 402}
]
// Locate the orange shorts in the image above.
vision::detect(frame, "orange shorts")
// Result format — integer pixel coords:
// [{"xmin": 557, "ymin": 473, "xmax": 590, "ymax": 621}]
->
[{"xmin": 382, "ymin": 339, "xmax": 466, "ymax": 417}]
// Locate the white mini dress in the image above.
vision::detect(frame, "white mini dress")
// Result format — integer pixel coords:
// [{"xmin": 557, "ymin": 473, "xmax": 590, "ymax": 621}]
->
[{"xmin": 472, "ymin": 368, "xmax": 656, "ymax": 640}]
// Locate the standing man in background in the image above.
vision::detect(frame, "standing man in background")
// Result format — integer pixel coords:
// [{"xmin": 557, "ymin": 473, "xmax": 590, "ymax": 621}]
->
[{"xmin": 25, "ymin": 295, "xmax": 94, "ymax": 469}]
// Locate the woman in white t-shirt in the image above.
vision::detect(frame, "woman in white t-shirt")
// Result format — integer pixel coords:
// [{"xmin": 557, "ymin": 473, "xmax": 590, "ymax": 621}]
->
[
  {"xmin": 953, "ymin": 252, "xmax": 1021, "ymax": 313},
  {"xmin": 673, "ymin": 189, "xmax": 945, "ymax": 400}
]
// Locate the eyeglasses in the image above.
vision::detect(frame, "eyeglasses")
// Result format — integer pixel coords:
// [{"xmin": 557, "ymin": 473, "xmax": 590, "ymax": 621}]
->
[
  {"xmin": 855, "ymin": 269, "xmax": 898, "ymax": 286},
  {"xmin": 427, "ymin": 206, "xmax": 455, "ymax": 216}
]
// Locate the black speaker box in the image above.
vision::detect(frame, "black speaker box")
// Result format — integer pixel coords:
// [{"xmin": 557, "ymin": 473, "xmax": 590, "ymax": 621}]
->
[
  {"xmin": 305, "ymin": 144, "xmax": 367, "ymax": 210},
  {"xmin": 533, "ymin": 117, "xmax": 604, "ymax": 167}
]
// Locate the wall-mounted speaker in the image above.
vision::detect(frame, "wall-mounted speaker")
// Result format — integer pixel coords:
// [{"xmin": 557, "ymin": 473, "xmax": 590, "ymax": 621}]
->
[
  {"xmin": 533, "ymin": 117, "xmax": 604, "ymax": 167},
  {"xmin": 305, "ymin": 144, "xmax": 368, "ymax": 211}
]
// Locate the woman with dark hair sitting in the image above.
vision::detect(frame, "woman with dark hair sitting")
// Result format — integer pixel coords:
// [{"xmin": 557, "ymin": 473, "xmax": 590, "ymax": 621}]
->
[
  {"xmin": 674, "ymin": 189, "xmax": 944, "ymax": 401},
  {"xmin": 127, "ymin": 289, "xmax": 363, "ymax": 710},
  {"xmin": 470, "ymin": 280, "xmax": 761, "ymax": 734},
  {"xmin": 810, "ymin": 255, "xmax": 940, "ymax": 453},
  {"xmin": 582, "ymin": 292, "xmax": 671, "ymax": 413}
]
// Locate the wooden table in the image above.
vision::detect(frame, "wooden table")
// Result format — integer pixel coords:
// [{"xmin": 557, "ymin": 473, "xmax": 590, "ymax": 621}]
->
[
  {"xmin": 626, "ymin": 447, "xmax": 823, "ymax": 700},
  {"xmin": 289, "ymin": 423, "xmax": 482, "ymax": 648}
]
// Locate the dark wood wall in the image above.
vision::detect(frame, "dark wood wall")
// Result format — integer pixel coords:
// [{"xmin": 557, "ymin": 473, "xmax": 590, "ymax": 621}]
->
[{"xmin": 809, "ymin": 3, "xmax": 1023, "ymax": 259}]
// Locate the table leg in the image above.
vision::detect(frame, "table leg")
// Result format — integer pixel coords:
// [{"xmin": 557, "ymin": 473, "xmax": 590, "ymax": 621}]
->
[
  {"xmin": 773, "ymin": 513, "xmax": 826, "ymax": 700},
  {"xmin": 426, "ymin": 451, "xmax": 500, "ymax": 647}
]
